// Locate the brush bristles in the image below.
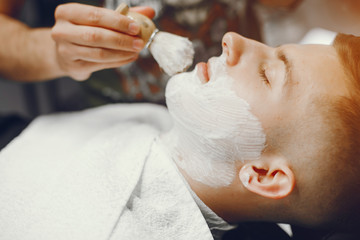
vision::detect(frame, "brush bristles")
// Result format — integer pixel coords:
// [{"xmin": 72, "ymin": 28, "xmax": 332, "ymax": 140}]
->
[{"xmin": 149, "ymin": 31, "xmax": 194, "ymax": 76}]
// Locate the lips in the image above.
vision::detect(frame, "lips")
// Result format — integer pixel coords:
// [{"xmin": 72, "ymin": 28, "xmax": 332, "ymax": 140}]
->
[{"xmin": 197, "ymin": 62, "xmax": 210, "ymax": 83}]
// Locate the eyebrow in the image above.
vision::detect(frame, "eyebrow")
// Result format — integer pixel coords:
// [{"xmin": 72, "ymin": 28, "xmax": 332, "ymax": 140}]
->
[{"xmin": 276, "ymin": 49, "xmax": 293, "ymax": 87}]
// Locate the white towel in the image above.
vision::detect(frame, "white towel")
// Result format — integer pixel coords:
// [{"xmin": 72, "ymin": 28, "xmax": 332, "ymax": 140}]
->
[{"xmin": 0, "ymin": 103, "xmax": 213, "ymax": 240}]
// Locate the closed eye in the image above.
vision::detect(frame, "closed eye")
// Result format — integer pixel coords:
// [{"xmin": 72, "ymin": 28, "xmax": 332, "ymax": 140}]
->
[{"xmin": 258, "ymin": 65, "xmax": 270, "ymax": 86}]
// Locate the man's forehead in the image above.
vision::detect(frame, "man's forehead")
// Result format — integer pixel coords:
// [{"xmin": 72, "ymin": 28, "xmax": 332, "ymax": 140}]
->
[
  {"xmin": 281, "ymin": 44, "xmax": 349, "ymax": 98},
  {"xmin": 253, "ymin": 44, "xmax": 348, "ymax": 136}
]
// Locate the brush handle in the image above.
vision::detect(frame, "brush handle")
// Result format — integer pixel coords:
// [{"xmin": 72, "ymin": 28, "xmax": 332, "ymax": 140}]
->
[{"xmin": 115, "ymin": 3, "xmax": 157, "ymax": 45}]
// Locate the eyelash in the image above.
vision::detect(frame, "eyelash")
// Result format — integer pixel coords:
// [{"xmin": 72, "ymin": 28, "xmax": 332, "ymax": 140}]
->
[{"xmin": 259, "ymin": 67, "xmax": 270, "ymax": 86}]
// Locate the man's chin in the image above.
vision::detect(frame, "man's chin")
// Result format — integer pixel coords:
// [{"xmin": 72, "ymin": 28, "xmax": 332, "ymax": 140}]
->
[
  {"xmin": 166, "ymin": 68, "xmax": 200, "ymax": 88},
  {"xmin": 164, "ymin": 69, "xmax": 198, "ymax": 112}
]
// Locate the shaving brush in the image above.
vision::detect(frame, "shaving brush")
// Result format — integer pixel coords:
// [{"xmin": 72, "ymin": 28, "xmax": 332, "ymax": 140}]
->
[{"xmin": 116, "ymin": 3, "xmax": 194, "ymax": 76}]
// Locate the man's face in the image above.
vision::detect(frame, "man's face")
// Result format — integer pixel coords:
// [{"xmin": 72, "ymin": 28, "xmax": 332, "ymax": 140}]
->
[
  {"xmin": 216, "ymin": 33, "xmax": 349, "ymax": 136},
  {"xmin": 165, "ymin": 32, "xmax": 354, "ymax": 225},
  {"xmin": 216, "ymin": 33, "xmax": 352, "ymax": 219},
  {"xmin": 168, "ymin": 32, "xmax": 349, "ymax": 151}
]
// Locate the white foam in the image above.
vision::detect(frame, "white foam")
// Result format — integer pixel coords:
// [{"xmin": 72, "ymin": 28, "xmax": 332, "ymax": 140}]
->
[{"xmin": 163, "ymin": 56, "xmax": 266, "ymax": 187}]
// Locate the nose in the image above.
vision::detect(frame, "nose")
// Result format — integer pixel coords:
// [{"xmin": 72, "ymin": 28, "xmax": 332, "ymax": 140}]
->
[{"xmin": 222, "ymin": 32, "xmax": 245, "ymax": 66}]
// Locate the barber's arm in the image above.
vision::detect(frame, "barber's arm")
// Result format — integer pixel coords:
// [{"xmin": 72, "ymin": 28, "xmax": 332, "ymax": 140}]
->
[
  {"xmin": 0, "ymin": 0, "xmax": 59, "ymax": 81},
  {"xmin": 0, "ymin": 1, "xmax": 155, "ymax": 82}
]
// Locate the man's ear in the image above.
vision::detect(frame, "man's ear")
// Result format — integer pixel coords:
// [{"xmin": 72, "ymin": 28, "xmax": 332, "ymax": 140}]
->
[{"xmin": 238, "ymin": 157, "xmax": 295, "ymax": 199}]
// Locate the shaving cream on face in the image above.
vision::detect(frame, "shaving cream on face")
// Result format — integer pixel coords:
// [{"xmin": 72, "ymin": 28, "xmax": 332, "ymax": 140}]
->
[{"xmin": 164, "ymin": 55, "xmax": 266, "ymax": 187}]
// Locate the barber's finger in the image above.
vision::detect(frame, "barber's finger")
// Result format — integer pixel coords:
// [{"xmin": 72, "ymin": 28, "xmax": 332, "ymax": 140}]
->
[
  {"xmin": 70, "ymin": 57, "xmax": 138, "ymax": 81},
  {"xmin": 90, "ymin": 57, "xmax": 139, "ymax": 72},
  {"xmin": 52, "ymin": 22, "xmax": 144, "ymax": 52},
  {"xmin": 130, "ymin": 6, "xmax": 156, "ymax": 19},
  {"xmin": 74, "ymin": 45, "xmax": 139, "ymax": 63},
  {"xmin": 55, "ymin": 3, "xmax": 141, "ymax": 35}
]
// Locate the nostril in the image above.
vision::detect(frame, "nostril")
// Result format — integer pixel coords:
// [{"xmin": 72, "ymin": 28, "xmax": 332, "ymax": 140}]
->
[
  {"xmin": 222, "ymin": 32, "xmax": 242, "ymax": 66},
  {"xmin": 222, "ymin": 42, "xmax": 229, "ymax": 56}
]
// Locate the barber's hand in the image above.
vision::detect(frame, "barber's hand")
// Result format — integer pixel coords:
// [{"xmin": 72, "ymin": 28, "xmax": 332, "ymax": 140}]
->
[{"xmin": 51, "ymin": 3, "xmax": 155, "ymax": 81}]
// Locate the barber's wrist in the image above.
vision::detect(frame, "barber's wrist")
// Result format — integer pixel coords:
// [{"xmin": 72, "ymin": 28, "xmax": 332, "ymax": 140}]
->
[{"xmin": 34, "ymin": 28, "xmax": 70, "ymax": 81}]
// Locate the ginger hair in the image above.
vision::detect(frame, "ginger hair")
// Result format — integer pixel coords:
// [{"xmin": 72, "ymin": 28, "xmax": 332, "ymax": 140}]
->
[
  {"xmin": 332, "ymin": 33, "xmax": 360, "ymax": 177},
  {"xmin": 324, "ymin": 33, "xmax": 360, "ymax": 230},
  {"xmin": 272, "ymin": 34, "xmax": 360, "ymax": 230}
]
